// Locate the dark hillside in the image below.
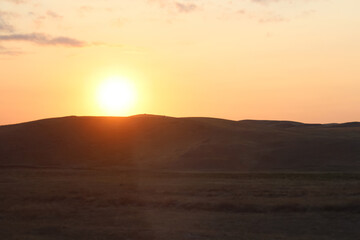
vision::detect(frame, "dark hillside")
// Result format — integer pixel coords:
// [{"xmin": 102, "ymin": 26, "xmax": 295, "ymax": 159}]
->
[{"xmin": 1, "ymin": 115, "xmax": 360, "ymax": 171}]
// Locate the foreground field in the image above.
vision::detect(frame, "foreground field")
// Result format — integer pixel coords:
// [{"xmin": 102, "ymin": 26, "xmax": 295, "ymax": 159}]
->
[{"xmin": 0, "ymin": 168, "xmax": 360, "ymax": 239}]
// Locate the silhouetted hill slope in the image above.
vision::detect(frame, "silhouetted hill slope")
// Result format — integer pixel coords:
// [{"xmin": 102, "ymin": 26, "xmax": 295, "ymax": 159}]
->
[{"xmin": 0, "ymin": 115, "xmax": 360, "ymax": 171}]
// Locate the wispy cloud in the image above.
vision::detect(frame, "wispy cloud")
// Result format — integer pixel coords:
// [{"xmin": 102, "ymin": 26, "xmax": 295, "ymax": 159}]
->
[
  {"xmin": 229, "ymin": 0, "xmax": 316, "ymax": 24},
  {"xmin": 0, "ymin": 11, "xmax": 15, "ymax": 32},
  {"xmin": 0, "ymin": 45, "xmax": 23, "ymax": 55},
  {"xmin": 258, "ymin": 14, "xmax": 287, "ymax": 23},
  {"xmin": 250, "ymin": 0, "xmax": 294, "ymax": 4},
  {"xmin": 4, "ymin": 0, "xmax": 28, "ymax": 4},
  {"xmin": 175, "ymin": 2, "xmax": 198, "ymax": 13},
  {"xmin": 46, "ymin": 11, "xmax": 63, "ymax": 19},
  {"xmin": 30, "ymin": 10, "xmax": 63, "ymax": 28},
  {"xmin": 0, "ymin": 19, "xmax": 13, "ymax": 32},
  {"xmin": 148, "ymin": 0, "xmax": 199, "ymax": 13},
  {"xmin": 0, "ymin": 33, "xmax": 86, "ymax": 47},
  {"xmin": 79, "ymin": 5, "xmax": 93, "ymax": 13}
]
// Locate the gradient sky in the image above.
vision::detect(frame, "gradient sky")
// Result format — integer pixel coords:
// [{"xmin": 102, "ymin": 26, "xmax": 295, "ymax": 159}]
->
[{"xmin": 1, "ymin": 0, "xmax": 360, "ymax": 125}]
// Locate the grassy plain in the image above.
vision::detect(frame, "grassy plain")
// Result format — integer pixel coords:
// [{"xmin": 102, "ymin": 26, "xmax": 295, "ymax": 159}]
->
[{"xmin": 0, "ymin": 168, "xmax": 360, "ymax": 239}]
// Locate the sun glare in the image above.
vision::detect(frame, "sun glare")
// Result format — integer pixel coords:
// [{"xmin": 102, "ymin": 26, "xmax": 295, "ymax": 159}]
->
[{"xmin": 97, "ymin": 77, "xmax": 136, "ymax": 115}]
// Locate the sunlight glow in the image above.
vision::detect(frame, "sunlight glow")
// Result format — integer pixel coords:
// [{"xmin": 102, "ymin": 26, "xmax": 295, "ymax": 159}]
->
[{"xmin": 97, "ymin": 77, "xmax": 136, "ymax": 115}]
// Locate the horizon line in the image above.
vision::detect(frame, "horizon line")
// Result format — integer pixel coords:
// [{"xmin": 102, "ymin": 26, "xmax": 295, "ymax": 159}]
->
[{"xmin": 1, "ymin": 114, "xmax": 359, "ymax": 127}]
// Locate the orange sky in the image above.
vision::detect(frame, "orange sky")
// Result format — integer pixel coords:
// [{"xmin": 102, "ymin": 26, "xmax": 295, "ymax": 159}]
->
[{"xmin": 1, "ymin": 0, "xmax": 360, "ymax": 125}]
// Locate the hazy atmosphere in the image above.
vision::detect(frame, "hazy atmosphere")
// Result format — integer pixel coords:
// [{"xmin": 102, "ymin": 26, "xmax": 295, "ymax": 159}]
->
[
  {"xmin": 1, "ymin": 0, "xmax": 360, "ymax": 124},
  {"xmin": 1, "ymin": 1, "xmax": 360, "ymax": 239}
]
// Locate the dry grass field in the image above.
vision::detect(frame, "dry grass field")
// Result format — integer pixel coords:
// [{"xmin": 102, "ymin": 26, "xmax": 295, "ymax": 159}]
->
[{"xmin": 1, "ymin": 168, "xmax": 360, "ymax": 240}]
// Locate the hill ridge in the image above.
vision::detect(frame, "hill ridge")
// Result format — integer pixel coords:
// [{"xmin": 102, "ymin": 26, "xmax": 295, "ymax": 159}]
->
[{"xmin": 1, "ymin": 115, "xmax": 360, "ymax": 171}]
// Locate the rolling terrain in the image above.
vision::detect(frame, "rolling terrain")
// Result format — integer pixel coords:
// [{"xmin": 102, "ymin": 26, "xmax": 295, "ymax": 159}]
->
[
  {"xmin": 0, "ymin": 114, "xmax": 360, "ymax": 171},
  {"xmin": 1, "ymin": 115, "xmax": 360, "ymax": 239}
]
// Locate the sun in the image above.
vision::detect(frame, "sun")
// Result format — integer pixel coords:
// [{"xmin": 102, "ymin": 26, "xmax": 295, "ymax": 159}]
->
[{"xmin": 97, "ymin": 77, "xmax": 136, "ymax": 115}]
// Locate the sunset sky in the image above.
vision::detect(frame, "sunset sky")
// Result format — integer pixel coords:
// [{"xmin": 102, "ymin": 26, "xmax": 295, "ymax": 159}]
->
[{"xmin": 1, "ymin": 0, "xmax": 360, "ymax": 125}]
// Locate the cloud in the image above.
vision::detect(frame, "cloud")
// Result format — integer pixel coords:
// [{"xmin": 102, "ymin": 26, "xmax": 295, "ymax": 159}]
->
[
  {"xmin": 251, "ymin": 0, "xmax": 272, "ymax": 3},
  {"xmin": 230, "ymin": 0, "xmax": 315, "ymax": 23},
  {"xmin": 3, "ymin": 0, "xmax": 28, "ymax": 4},
  {"xmin": 0, "ymin": 12, "xmax": 15, "ymax": 32},
  {"xmin": 175, "ymin": 2, "xmax": 198, "ymax": 13},
  {"xmin": 148, "ymin": 0, "xmax": 199, "ymax": 13},
  {"xmin": 31, "ymin": 10, "xmax": 63, "ymax": 28},
  {"xmin": 250, "ymin": 0, "xmax": 321, "ymax": 6},
  {"xmin": 0, "ymin": 33, "xmax": 86, "ymax": 47},
  {"xmin": 250, "ymin": 0, "xmax": 289, "ymax": 4},
  {"xmin": 46, "ymin": 11, "xmax": 63, "ymax": 19},
  {"xmin": 0, "ymin": 45, "xmax": 23, "ymax": 55},
  {"xmin": 78, "ymin": 5, "xmax": 94, "ymax": 17},
  {"xmin": 79, "ymin": 6, "xmax": 93, "ymax": 13},
  {"xmin": 258, "ymin": 14, "xmax": 287, "ymax": 23},
  {"xmin": 0, "ymin": 18, "xmax": 13, "ymax": 32}
]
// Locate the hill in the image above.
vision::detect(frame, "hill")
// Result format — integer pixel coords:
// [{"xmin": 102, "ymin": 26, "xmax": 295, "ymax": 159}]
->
[{"xmin": 0, "ymin": 115, "xmax": 360, "ymax": 171}]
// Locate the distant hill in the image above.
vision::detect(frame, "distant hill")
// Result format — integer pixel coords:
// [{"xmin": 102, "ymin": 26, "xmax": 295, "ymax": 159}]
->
[{"xmin": 0, "ymin": 115, "xmax": 360, "ymax": 171}]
